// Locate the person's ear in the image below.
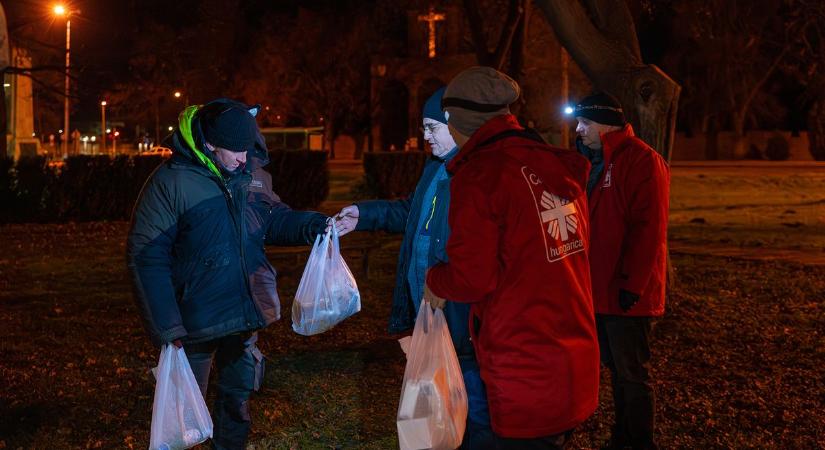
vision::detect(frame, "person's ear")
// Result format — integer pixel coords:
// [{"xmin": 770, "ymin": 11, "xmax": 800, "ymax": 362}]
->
[{"xmin": 205, "ymin": 142, "xmax": 215, "ymax": 152}]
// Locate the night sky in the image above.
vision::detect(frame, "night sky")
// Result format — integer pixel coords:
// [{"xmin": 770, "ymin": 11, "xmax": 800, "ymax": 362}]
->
[{"xmin": 4, "ymin": 1, "xmax": 316, "ymax": 126}]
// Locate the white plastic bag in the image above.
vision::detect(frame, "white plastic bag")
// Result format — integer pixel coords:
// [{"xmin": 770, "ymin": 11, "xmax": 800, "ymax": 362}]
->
[
  {"xmin": 149, "ymin": 344, "xmax": 213, "ymax": 450},
  {"xmin": 292, "ymin": 220, "xmax": 361, "ymax": 336},
  {"xmin": 397, "ymin": 302, "xmax": 468, "ymax": 450}
]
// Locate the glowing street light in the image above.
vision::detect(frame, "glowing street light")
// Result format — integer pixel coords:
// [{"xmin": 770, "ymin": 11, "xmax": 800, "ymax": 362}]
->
[
  {"xmin": 100, "ymin": 101, "xmax": 108, "ymax": 155},
  {"xmin": 173, "ymin": 90, "xmax": 189, "ymax": 106},
  {"xmin": 53, "ymin": 4, "xmax": 80, "ymax": 157}
]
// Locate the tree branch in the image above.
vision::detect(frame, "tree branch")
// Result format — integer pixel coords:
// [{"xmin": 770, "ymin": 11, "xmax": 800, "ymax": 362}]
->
[
  {"xmin": 462, "ymin": 0, "xmax": 493, "ymax": 65},
  {"xmin": 492, "ymin": 0, "xmax": 524, "ymax": 70},
  {"xmin": 583, "ymin": 0, "xmax": 641, "ymax": 58}
]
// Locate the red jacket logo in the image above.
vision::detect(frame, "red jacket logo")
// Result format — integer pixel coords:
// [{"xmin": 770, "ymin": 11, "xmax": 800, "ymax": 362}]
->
[{"xmin": 521, "ymin": 167, "xmax": 585, "ymax": 262}]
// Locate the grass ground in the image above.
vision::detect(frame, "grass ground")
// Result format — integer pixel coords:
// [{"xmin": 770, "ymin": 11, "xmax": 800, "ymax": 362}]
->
[{"xmin": 1, "ymin": 163, "xmax": 824, "ymax": 449}]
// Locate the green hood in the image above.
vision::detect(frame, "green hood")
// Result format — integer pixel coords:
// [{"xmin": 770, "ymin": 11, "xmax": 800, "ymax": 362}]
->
[{"xmin": 178, "ymin": 105, "xmax": 224, "ymax": 181}]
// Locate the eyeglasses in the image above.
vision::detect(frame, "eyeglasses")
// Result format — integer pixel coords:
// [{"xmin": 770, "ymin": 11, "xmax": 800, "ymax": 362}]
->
[{"xmin": 420, "ymin": 123, "xmax": 444, "ymax": 135}]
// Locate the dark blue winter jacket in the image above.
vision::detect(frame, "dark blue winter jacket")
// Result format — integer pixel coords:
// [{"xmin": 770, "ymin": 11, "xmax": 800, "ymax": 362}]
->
[
  {"xmin": 354, "ymin": 155, "xmax": 475, "ymax": 363},
  {"xmin": 127, "ymin": 100, "xmax": 326, "ymax": 347}
]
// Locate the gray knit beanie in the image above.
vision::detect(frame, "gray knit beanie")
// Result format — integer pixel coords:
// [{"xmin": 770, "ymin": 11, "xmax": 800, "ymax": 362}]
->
[{"xmin": 442, "ymin": 66, "xmax": 520, "ymax": 136}]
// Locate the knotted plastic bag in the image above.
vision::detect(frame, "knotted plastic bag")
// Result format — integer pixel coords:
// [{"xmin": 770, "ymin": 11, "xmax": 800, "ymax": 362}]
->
[
  {"xmin": 292, "ymin": 220, "xmax": 361, "ymax": 336},
  {"xmin": 149, "ymin": 344, "xmax": 213, "ymax": 450},
  {"xmin": 397, "ymin": 302, "xmax": 468, "ymax": 450}
]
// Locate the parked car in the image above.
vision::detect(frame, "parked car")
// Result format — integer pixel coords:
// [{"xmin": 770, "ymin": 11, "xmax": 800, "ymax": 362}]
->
[{"xmin": 140, "ymin": 146, "xmax": 173, "ymax": 158}]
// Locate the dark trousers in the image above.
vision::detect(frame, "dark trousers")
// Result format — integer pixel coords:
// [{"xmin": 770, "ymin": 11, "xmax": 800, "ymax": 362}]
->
[
  {"xmin": 185, "ymin": 332, "xmax": 265, "ymax": 450},
  {"xmin": 493, "ymin": 430, "xmax": 571, "ymax": 450},
  {"xmin": 596, "ymin": 315, "xmax": 658, "ymax": 450}
]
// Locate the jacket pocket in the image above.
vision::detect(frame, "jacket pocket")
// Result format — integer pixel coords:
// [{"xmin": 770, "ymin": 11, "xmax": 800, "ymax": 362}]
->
[
  {"xmin": 197, "ymin": 242, "xmax": 231, "ymax": 273},
  {"xmin": 182, "ymin": 243, "xmax": 233, "ymax": 305},
  {"xmin": 250, "ymin": 260, "xmax": 281, "ymax": 321}
]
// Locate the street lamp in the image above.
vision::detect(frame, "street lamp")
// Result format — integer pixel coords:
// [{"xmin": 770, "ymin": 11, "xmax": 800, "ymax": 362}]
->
[
  {"xmin": 100, "ymin": 101, "xmax": 107, "ymax": 155},
  {"xmin": 53, "ymin": 4, "xmax": 79, "ymax": 158},
  {"xmin": 173, "ymin": 90, "xmax": 189, "ymax": 106}
]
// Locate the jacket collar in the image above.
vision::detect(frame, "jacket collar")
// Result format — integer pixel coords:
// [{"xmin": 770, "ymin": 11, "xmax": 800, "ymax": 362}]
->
[
  {"xmin": 599, "ymin": 123, "xmax": 635, "ymax": 162},
  {"xmin": 447, "ymin": 114, "xmax": 522, "ymax": 173}
]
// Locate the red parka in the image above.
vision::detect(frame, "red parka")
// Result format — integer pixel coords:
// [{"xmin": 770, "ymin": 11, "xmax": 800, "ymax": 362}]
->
[
  {"xmin": 427, "ymin": 115, "xmax": 599, "ymax": 438},
  {"xmin": 587, "ymin": 124, "xmax": 670, "ymax": 316}
]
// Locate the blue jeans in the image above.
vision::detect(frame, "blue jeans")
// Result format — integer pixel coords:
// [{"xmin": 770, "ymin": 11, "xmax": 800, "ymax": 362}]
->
[
  {"xmin": 185, "ymin": 332, "xmax": 265, "ymax": 450},
  {"xmin": 443, "ymin": 300, "xmax": 495, "ymax": 449},
  {"xmin": 460, "ymin": 361, "xmax": 495, "ymax": 450}
]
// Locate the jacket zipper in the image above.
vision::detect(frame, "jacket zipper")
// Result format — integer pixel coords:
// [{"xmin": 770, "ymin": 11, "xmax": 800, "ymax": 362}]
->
[{"xmin": 224, "ymin": 177, "xmax": 263, "ymax": 327}]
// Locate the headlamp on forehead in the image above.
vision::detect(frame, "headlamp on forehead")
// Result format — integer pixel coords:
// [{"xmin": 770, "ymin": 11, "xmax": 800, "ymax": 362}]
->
[{"xmin": 573, "ymin": 104, "xmax": 624, "ymax": 114}]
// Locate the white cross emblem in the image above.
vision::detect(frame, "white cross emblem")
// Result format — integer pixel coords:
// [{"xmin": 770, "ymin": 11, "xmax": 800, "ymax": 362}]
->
[{"xmin": 540, "ymin": 191, "xmax": 578, "ymax": 241}]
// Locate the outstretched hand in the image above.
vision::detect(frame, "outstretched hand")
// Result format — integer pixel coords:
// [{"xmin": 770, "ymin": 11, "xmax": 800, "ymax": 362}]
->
[{"xmin": 334, "ymin": 205, "xmax": 360, "ymax": 236}]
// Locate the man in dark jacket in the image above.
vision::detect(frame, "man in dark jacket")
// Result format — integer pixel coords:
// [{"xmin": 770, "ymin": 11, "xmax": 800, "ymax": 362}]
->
[
  {"xmin": 335, "ymin": 87, "xmax": 494, "ymax": 449},
  {"xmin": 425, "ymin": 67, "xmax": 600, "ymax": 450},
  {"xmin": 573, "ymin": 93, "xmax": 670, "ymax": 450},
  {"xmin": 127, "ymin": 98, "xmax": 330, "ymax": 450}
]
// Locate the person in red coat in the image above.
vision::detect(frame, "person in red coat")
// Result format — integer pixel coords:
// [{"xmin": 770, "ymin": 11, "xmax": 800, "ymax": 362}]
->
[
  {"xmin": 572, "ymin": 93, "xmax": 670, "ymax": 450},
  {"xmin": 424, "ymin": 66, "xmax": 600, "ymax": 450}
]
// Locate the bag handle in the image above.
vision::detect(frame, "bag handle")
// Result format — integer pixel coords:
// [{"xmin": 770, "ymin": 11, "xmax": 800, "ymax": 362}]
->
[{"xmin": 329, "ymin": 217, "xmax": 341, "ymax": 260}]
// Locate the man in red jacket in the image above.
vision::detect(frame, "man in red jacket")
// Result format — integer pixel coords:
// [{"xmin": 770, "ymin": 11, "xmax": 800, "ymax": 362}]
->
[
  {"xmin": 424, "ymin": 66, "xmax": 600, "ymax": 450},
  {"xmin": 573, "ymin": 93, "xmax": 670, "ymax": 450}
]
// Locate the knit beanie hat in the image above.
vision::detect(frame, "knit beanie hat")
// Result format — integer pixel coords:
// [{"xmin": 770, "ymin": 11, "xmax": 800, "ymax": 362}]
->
[
  {"xmin": 442, "ymin": 66, "xmax": 520, "ymax": 136},
  {"xmin": 198, "ymin": 98, "xmax": 261, "ymax": 152},
  {"xmin": 573, "ymin": 93, "xmax": 626, "ymax": 127},
  {"xmin": 423, "ymin": 87, "xmax": 448, "ymax": 124}
]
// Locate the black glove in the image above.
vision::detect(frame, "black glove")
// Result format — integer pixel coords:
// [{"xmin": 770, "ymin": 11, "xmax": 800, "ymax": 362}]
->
[
  {"xmin": 618, "ymin": 289, "xmax": 640, "ymax": 312},
  {"xmin": 306, "ymin": 214, "xmax": 329, "ymax": 243}
]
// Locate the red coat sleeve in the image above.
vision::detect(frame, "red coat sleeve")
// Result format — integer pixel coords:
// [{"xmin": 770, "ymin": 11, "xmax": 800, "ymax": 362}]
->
[
  {"xmin": 427, "ymin": 169, "xmax": 501, "ymax": 303},
  {"xmin": 619, "ymin": 150, "xmax": 670, "ymax": 294}
]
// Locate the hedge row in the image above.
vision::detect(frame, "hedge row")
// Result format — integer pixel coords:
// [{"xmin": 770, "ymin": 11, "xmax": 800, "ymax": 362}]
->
[
  {"xmin": 0, "ymin": 151, "xmax": 328, "ymax": 223},
  {"xmin": 265, "ymin": 150, "xmax": 329, "ymax": 210},
  {"xmin": 362, "ymin": 151, "xmax": 429, "ymax": 199}
]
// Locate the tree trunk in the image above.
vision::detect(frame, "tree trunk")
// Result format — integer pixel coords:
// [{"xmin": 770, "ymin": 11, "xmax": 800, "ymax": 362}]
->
[
  {"xmin": 0, "ymin": 83, "xmax": 6, "ymax": 158},
  {"xmin": 534, "ymin": 0, "xmax": 680, "ymax": 162},
  {"xmin": 509, "ymin": 0, "xmax": 529, "ymax": 121},
  {"xmin": 353, "ymin": 133, "xmax": 365, "ymax": 160},
  {"xmin": 154, "ymin": 99, "xmax": 161, "ymax": 145},
  {"xmin": 1, "ymin": 4, "xmax": 7, "ymax": 158},
  {"xmin": 326, "ymin": 119, "xmax": 337, "ymax": 159},
  {"xmin": 705, "ymin": 117, "xmax": 720, "ymax": 160},
  {"xmin": 731, "ymin": 110, "xmax": 748, "ymax": 159},
  {"xmin": 809, "ymin": 99, "xmax": 825, "ymax": 161},
  {"xmin": 463, "ymin": 0, "xmax": 525, "ymax": 71}
]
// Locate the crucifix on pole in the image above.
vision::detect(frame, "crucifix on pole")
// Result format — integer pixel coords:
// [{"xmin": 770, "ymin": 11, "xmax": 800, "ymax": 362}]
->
[{"xmin": 417, "ymin": 8, "xmax": 446, "ymax": 58}]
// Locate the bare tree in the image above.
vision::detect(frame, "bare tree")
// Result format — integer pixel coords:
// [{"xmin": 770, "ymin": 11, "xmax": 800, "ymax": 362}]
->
[
  {"xmin": 661, "ymin": 0, "xmax": 794, "ymax": 159},
  {"xmin": 534, "ymin": 0, "xmax": 681, "ymax": 160},
  {"xmin": 463, "ymin": 0, "xmax": 527, "ymax": 76},
  {"xmin": 1, "ymin": 2, "xmax": 9, "ymax": 157},
  {"xmin": 792, "ymin": 0, "xmax": 825, "ymax": 160}
]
